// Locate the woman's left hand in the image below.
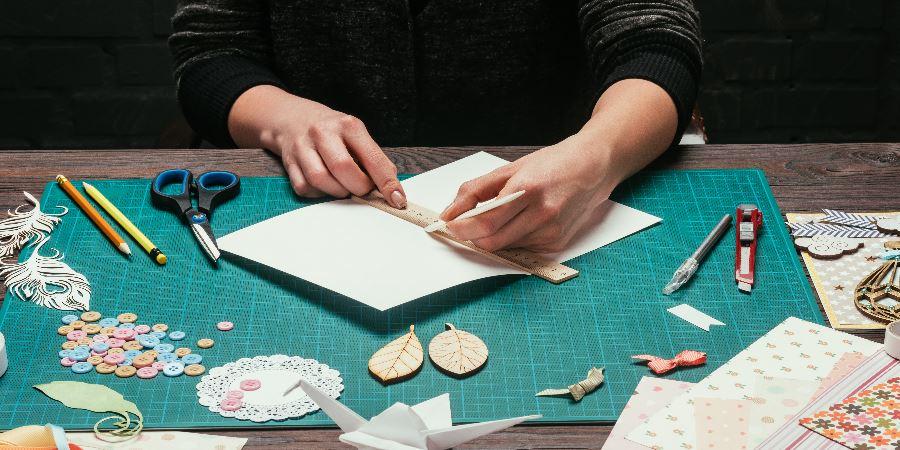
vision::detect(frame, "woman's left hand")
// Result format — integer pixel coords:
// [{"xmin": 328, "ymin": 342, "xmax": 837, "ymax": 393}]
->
[{"xmin": 440, "ymin": 135, "xmax": 619, "ymax": 253}]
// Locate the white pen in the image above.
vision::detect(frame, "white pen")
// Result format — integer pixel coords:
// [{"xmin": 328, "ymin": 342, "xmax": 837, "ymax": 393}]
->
[{"xmin": 424, "ymin": 190, "xmax": 527, "ymax": 233}]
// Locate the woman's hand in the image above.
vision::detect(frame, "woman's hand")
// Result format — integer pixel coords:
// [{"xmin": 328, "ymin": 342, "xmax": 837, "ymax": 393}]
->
[
  {"xmin": 228, "ymin": 85, "xmax": 407, "ymax": 208},
  {"xmin": 440, "ymin": 79, "xmax": 679, "ymax": 252}
]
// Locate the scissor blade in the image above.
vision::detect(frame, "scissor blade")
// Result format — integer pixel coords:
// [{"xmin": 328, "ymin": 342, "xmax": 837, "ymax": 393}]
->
[{"xmin": 190, "ymin": 222, "xmax": 221, "ymax": 261}]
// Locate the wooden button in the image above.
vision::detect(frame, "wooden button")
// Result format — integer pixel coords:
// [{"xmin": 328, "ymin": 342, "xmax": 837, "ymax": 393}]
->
[
  {"xmin": 96, "ymin": 363, "xmax": 117, "ymax": 374},
  {"xmin": 197, "ymin": 339, "xmax": 214, "ymax": 349},
  {"xmin": 99, "ymin": 327, "xmax": 118, "ymax": 335},
  {"xmin": 76, "ymin": 338, "xmax": 93, "ymax": 346},
  {"xmin": 142, "ymin": 350, "xmax": 158, "ymax": 359},
  {"xmin": 175, "ymin": 347, "xmax": 191, "ymax": 358},
  {"xmin": 107, "ymin": 348, "xmax": 125, "ymax": 355},
  {"xmin": 115, "ymin": 365, "xmax": 136, "ymax": 378},
  {"xmin": 184, "ymin": 364, "xmax": 205, "ymax": 376},
  {"xmin": 151, "ymin": 323, "xmax": 169, "ymax": 333},
  {"xmin": 132, "ymin": 355, "xmax": 154, "ymax": 369},
  {"xmin": 117, "ymin": 313, "xmax": 137, "ymax": 323},
  {"xmin": 80, "ymin": 311, "xmax": 102, "ymax": 322}
]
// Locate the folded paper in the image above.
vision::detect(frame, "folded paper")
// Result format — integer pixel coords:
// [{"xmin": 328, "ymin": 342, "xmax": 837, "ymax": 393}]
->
[
  {"xmin": 631, "ymin": 350, "xmax": 706, "ymax": 375},
  {"xmin": 218, "ymin": 152, "xmax": 661, "ymax": 310},
  {"xmin": 666, "ymin": 304, "xmax": 725, "ymax": 331},
  {"xmin": 297, "ymin": 379, "xmax": 540, "ymax": 450}
]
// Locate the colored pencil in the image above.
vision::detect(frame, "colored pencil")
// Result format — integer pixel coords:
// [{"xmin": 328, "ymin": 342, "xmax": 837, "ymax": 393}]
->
[
  {"xmin": 55, "ymin": 175, "xmax": 131, "ymax": 256},
  {"xmin": 83, "ymin": 182, "xmax": 166, "ymax": 265}
]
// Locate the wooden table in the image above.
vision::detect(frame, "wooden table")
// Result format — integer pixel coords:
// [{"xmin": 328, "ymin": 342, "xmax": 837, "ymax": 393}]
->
[{"xmin": 0, "ymin": 143, "xmax": 898, "ymax": 449}]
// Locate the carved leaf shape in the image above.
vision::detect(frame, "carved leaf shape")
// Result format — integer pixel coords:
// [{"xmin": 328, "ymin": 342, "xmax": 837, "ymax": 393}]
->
[
  {"xmin": 34, "ymin": 381, "xmax": 143, "ymax": 441},
  {"xmin": 368, "ymin": 324, "xmax": 423, "ymax": 383},
  {"xmin": 0, "ymin": 191, "xmax": 67, "ymax": 257},
  {"xmin": 0, "ymin": 239, "xmax": 90, "ymax": 311},
  {"xmin": 428, "ymin": 323, "xmax": 488, "ymax": 377}
]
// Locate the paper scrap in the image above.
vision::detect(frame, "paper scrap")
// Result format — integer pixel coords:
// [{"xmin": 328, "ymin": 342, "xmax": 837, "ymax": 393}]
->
[
  {"xmin": 536, "ymin": 367, "xmax": 604, "ymax": 401},
  {"xmin": 218, "ymin": 152, "xmax": 661, "ymax": 310},
  {"xmin": 33, "ymin": 381, "xmax": 142, "ymax": 441},
  {"xmin": 800, "ymin": 376, "xmax": 900, "ymax": 450},
  {"xmin": 813, "ymin": 351, "xmax": 868, "ymax": 398},
  {"xmin": 667, "ymin": 304, "xmax": 724, "ymax": 331},
  {"xmin": 605, "ymin": 378, "xmax": 694, "ymax": 450},
  {"xmin": 0, "ymin": 239, "xmax": 91, "ymax": 311},
  {"xmin": 0, "ymin": 191, "xmax": 67, "ymax": 258}
]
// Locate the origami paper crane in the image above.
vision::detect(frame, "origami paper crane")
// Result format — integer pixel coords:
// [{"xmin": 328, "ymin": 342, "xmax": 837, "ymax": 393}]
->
[{"xmin": 295, "ymin": 379, "xmax": 540, "ymax": 450}]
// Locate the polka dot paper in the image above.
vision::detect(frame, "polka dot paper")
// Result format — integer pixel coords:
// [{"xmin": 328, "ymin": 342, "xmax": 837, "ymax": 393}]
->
[{"xmin": 800, "ymin": 376, "xmax": 900, "ymax": 450}]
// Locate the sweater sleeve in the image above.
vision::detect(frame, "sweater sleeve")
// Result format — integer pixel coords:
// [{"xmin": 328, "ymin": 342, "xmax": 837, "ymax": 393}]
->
[
  {"xmin": 168, "ymin": 0, "xmax": 286, "ymax": 147},
  {"xmin": 577, "ymin": 0, "xmax": 703, "ymax": 141}
]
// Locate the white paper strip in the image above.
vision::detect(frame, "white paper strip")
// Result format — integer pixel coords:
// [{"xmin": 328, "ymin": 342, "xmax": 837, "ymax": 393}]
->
[{"xmin": 667, "ymin": 304, "xmax": 725, "ymax": 331}]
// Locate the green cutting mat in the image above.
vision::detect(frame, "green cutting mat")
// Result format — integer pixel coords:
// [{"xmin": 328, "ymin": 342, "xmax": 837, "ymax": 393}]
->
[{"xmin": 0, "ymin": 169, "xmax": 822, "ymax": 430}]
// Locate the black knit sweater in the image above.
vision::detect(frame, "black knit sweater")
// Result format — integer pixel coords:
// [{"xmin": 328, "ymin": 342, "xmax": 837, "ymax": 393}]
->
[{"xmin": 169, "ymin": 1, "xmax": 702, "ymax": 148}]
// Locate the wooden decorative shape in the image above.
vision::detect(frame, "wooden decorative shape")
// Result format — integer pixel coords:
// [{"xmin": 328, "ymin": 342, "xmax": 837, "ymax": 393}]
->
[
  {"xmin": 368, "ymin": 325, "xmax": 423, "ymax": 383},
  {"xmin": 854, "ymin": 243, "xmax": 900, "ymax": 323},
  {"xmin": 877, "ymin": 218, "xmax": 900, "ymax": 235},
  {"xmin": 428, "ymin": 323, "xmax": 489, "ymax": 377},
  {"xmin": 794, "ymin": 235, "xmax": 863, "ymax": 259}
]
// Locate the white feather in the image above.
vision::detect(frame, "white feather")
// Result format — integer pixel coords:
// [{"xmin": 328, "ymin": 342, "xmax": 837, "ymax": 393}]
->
[
  {"xmin": 0, "ymin": 240, "xmax": 90, "ymax": 311},
  {"xmin": 0, "ymin": 191, "xmax": 67, "ymax": 257}
]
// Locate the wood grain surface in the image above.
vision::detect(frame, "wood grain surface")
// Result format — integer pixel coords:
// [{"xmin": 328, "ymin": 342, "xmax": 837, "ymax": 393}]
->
[{"xmin": 0, "ymin": 143, "xmax": 898, "ymax": 449}]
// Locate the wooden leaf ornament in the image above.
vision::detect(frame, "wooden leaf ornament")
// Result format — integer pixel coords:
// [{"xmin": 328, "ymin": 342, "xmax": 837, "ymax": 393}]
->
[
  {"xmin": 794, "ymin": 235, "xmax": 863, "ymax": 259},
  {"xmin": 428, "ymin": 323, "xmax": 489, "ymax": 377},
  {"xmin": 368, "ymin": 324, "xmax": 423, "ymax": 383},
  {"xmin": 876, "ymin": 217, "xmax": 900, "ymax": 235}
]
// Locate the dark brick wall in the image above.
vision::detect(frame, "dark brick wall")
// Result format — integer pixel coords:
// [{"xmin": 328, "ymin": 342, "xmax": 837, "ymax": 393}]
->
[{"xmin": 0, "ymin": 0, "xmax": 897, "ymax": 149}]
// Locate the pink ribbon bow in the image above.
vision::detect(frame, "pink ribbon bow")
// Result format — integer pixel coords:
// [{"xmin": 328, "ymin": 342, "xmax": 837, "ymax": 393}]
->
[{"xmin": 631, "ymin": 350, "xmax": 707, "ymax": 375}]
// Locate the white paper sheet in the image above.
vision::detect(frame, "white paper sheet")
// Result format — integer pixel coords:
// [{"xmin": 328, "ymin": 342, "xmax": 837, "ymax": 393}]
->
[{"xmin": 218, "ymin": 152, "xmax": 661, "ymax": 310}]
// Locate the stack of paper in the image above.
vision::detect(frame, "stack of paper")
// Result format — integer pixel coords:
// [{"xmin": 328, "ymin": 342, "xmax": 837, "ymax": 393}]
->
[{"xmin": 218, "ymin": 152, "xmax": 660, "ymax": 310}]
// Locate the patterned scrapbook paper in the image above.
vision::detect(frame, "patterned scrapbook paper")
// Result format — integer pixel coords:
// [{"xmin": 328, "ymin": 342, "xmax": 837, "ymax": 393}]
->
[
  {"xmin": 748, "ymin": 376, "xmax": 818, "ymax": 447},
  {"xmin": 626, "ymin": 317, "xmax": 881, "ymax": 450},
  {"xmin": 604, "ymin": 378, "xmax": 695, "ymax": 450},
  {"xmin": 814, "ymin": 352, "xmax": 869, "ymax": 398},
  {"xmin": 695, "ymin": 398, "xmax": 751, "ymax": 450},
  {"xmin": 800, "ymin": 377, "xmax": 900, "ymax": 450}
]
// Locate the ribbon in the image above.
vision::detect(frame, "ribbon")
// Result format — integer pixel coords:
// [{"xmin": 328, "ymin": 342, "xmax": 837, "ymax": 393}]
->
[
  {"xmin": 535, "ymin": 367, "xmax": 605, "ymax": 402},
  {"xmin": 632, "ymin": 350, "xmax": 707, "ymax": 375}
]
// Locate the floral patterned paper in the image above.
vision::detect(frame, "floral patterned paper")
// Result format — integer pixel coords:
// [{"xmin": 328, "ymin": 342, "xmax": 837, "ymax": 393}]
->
[{"xmin": 800, "ymin": 377, "xmax": 900, "ymax": 450}]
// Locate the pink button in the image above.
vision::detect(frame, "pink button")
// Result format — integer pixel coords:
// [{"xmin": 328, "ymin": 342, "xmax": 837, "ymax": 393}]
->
[
  {"xmin": 134, "ymin": 324, "xmax": 151, "ymax": 334},
  {"xmin": 220, "ymin": 398, "xmax": 242, "ymax": 411},
  {"xmin": 239, "ymin": 379, "xmax": 261, "ymax": 391},
  {"xmin": 226, "ymin": 390, "xmax": 244, "ymax": 399},
  {"xmin": 93, "ymin": 334, "xmax": 109, "ymax": 342},
  {"xmin": 60, "ymin": 357, "xmax": 76, "ymax": 367},
  {"xmin": 106, "ymin": 338, "xmax": 125, "ymax": 348},
  {"xmin": 103, "ymin": 353, "xmax": 125, "ymax": 365},
  {"xmin": 216, "ymin": 321, "xmax": 234, "ymax": 331},
  {"xmin": 152, "ymin": 362, "xmax": 166, "ymax": 370},
  {"xmin": 113, "ymin": 328, "xmax": 136, "ymax": 340},
  {"xmin": 66, "ymin": 330, "xmax": 87, "ymax": 341},
  {"xmin": 91, "ymin": 350, "xmax": 108, "ymax": 357},
  {"xmin": 136, "ymin": 367, "xmax": 158, "ymax": 379}
]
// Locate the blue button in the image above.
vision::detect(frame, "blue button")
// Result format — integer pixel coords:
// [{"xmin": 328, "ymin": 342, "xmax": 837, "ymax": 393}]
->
[
  {"xmin": 137, "ymin": 336, "xmax": 159, "ymax": 348},
  {"xmin": 98, "ymin": 318, "xmax": 119, "ymax": 327},
  {"xmin": 71, "ymin": 362, "xmax": 93, "ymax": 374},
  {"xmin": 151, "ymin": 331, "xmax": 167, "ymax": 340},
  {"xmin": 58, "ymin": 349, "xmax": 73, "ymax": 359},
  {"xmin": 158, "ymin": 353, "xmax": 178, "ymax": 363},
  {"xmin": 91, "ymin": 342, "xmax": 109, "ymax": 353},
  {"xmin": 120, "ymin": 358, "xmax": 133, "ymax": 366},
  {"xmin": 163, "ymin": 362, "xmax": 184, "ymax": 377},
  {"xmin": 118, "ymin": 323, "xmax": 136, "ymax": 330},
  {"xmin": 74, "ymin": 345, "xmax": 90, "ymax": 352},
  {"xmin": 155, "ymin": 344, "xmax": 174, "ymax": 353},
  {"xmin": 168, "ymin": 331, "xmax": 185, "ymax": 341},
  {"xmin": 70, "ymin": 349, "xmax": 90, "ymax": 361},
  {"xmin": 61, "ymin": 314, "xmax": 78, "ymax": 324},
  {"xmin": 181, "ymin": 354, "xmax": 202, "ymax": 365},
  {"xmin": 124, "ymin": 350, "xmax": 142, "ymax": 358}
]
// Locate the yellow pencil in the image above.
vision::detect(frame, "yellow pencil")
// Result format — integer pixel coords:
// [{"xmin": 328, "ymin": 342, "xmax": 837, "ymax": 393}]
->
[{"xmin": 82, "ymin": 182, "xmax": 167, "ymax": 265}]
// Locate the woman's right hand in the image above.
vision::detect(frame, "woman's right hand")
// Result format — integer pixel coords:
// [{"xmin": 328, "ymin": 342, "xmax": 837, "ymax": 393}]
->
[{"xmin": 228, "ymin": 84, "xmax": 407, "ymax": 208}]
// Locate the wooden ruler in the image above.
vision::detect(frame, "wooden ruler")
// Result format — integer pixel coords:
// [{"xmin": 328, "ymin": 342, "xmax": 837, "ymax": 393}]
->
[{"xmin": 352, "ymin": 193, "xmax": 579, "ymax": 283}]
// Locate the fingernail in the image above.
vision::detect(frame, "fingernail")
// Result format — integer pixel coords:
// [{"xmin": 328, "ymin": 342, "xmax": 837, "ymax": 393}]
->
[{"xmin": 391, "ymin": 190, "xmax": 407, "ymax": 209}]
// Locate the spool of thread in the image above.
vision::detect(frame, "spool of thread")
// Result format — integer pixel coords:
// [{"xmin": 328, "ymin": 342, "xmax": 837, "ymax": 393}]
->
[
  {"xmin": 886, "ymin": 320, "xmax": 900, "ymax": 360},
  {"xmin": 0, "ymin": 331, "xmax": 7, "ymax": 378}
]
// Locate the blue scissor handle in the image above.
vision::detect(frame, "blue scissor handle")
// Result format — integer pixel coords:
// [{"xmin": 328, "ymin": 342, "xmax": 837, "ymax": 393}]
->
[
  {"xmin": 151, "ymin": 169, "xmax": 194, "ymax": 214},
  {"xmin": 195, "ymin": 171, "xmax": 240, "ymax": 215}
]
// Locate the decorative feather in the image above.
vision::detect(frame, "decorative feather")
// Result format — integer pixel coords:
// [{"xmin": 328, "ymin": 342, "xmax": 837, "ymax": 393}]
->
[
  {"xmin": 0, "ymin": 191, "xmax": 67, "ymax": 258},
  {"xmin": 0, "ymin": 240, "xmax": 90, "ymax": 311}
]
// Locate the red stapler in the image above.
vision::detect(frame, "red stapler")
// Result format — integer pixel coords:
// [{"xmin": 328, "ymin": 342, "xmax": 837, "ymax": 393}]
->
[{"xmin": 735, "ymin": 204, "xmax": 762, "ymax": 293}]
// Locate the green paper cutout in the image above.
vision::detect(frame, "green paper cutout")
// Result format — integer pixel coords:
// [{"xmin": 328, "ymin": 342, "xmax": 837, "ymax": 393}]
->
[{"xmin": 34, "ymin": 381, "xmax": 143, "ymax": 441}]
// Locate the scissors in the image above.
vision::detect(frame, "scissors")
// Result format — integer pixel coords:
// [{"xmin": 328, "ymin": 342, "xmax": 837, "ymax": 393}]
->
[{"xmin": 152, "ymin": 169, "xmax": 240, "ymax": 262}]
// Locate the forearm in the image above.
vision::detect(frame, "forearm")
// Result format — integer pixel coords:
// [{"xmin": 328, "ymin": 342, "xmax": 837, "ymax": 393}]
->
[
  {"xmin": 575, "ymin": 78, "xmax": 677, "ymax": 190},
  {"xmin": 227, "ymin": 85, "xmax": 328, "ymax": 151}
]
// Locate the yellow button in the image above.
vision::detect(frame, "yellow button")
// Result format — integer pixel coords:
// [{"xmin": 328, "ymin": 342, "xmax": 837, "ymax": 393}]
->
[
  {"xmin": 77, "ymin": 338, "xmax": 93, "ymax": 346},
  {"xmin": 96, "ymin": 363, "xmax": 117, "ymax": 374},
  {"xmin": 107, "ymin": 348, "xmax": 125, "ymax": 355},
  {"xmin": 142, "ymin": 350, "xmax": 158, "ymax": 359},
  {"xmin": 184, "ymin": 364, "xmax": 205, "ymax": 376},
  {"xmin": 132, "ymin": 355, "xmax": 154, "ymax": 368},
  {"xmin": 151, "ymin": 323, "xmax": 168, "ymax": 333},
  {"xmin": 117, "ymin": 313, "xmax": 137, "ymax": 323},
  {"xmin": 61, "ymin": 341, "xmax": 77, "ymax": 350},
  {"xmin": 122, "ymin": 341, "xmax": 143, "ymax": 351},
  {"xmin": 80, "ymin": 311, "xmax": 102, "ymax": 322},
  {"xmin": 82, "ymin": 324, "xmax": 101, "ymax": 334},
  {"xmin": 115, "ymin": 366, "xmax": 136, "ymax": 378},
  {"xmin": 175, "ymin": 347, "xmax": 191, "ymax": 358},
  {"xmin": 70, "ymin": 320, "xmax": 85, "ymax": 329},
  {"xmin": 87, "ymin": 355, "xmax": 104, "ymax": 366},
  {"xmin": 100, "ymin": 327, "xmax": 117, "ymax": 335},
  {"xmin": 57, "ymin": 326, "xmax": 74, "ymax": 336},
  {"xmin": 197, "ymin": 339, "xmax": 214, "ymax": 349}
]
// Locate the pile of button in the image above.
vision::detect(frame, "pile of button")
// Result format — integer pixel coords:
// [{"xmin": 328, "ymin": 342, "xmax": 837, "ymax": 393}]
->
[
  {"xmin": 57, "ymin": 311, "xmax": 221, "ymax": 379},
  {"xmin": 220, "ymin": 378, "xmax": 262, "ymax": 411}
]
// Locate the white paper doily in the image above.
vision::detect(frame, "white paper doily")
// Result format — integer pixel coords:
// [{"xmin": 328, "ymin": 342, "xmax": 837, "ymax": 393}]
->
[{"xmin": 196, "ymin": 354, "xmax": 343, "ymax": 422}]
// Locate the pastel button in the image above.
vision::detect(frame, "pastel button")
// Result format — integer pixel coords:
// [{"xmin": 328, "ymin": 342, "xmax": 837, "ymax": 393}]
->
[
  {"xmin": 69, "ymin": 320, "xmax": 85, "ymax": 329},
  {"xmin": 181, "ymin": 353, "xmax": 202, "ymax": 365},
  {"xmin": 184, "ymin": 364, "xmax": 205, "ymax": 376},
  {"xmin": 70, "ymin": 349, "xmax": 90, "ymax": 361},
  {"xmin": 98, "ymin": 318, "xmax": 119, "ymax": 327},
  {"xmin": 71, "ymin": 362, "xmax": 93, "ymax": 374},
  {"xmin": 60, "ymin": 358, "xmax": 76, "ymax": 367},
  {"xmin": 59, "ymin": 350, "xmax": 73, "ymax": 359},
  {"xmin": 141, "ymin": 350, "xmax": 158, "ymax": 359},
  {"xmin": 115, "ymin": 366, "xmax": 136, "ymax": 378},
  {"xmin": 216, "ymin": 321, "xmax": 234, "ymax": 331},
  {"xmin": 92, "ymin": 334, "xmax": 109, "ymax": 342},
  {"xmin": 106, "ymin": 338, "xmax": 125, "ymax": 348},
  {"xmin": 152, "ymin": 323, "xmax": 169, "ymax": 332},
  {"xmin": 61, "ymin": 341, "xmax": 77, "ymax": 350},
  {"xmin": 120, "ymin": 358, "xmax": 133, "ymax": 366},
  {"xmin": 158, "ymin": 353, "xmax": 178, "ymax": 363},
  {"xmin": 91, "ymin": 342, "xmax": 110, "ymax": 353},
  {"xmin": 61, "ymin": 315, "xmax": 78, "ymax": 324},
  {"xmin": 155, "ymin": 344, "xmax": 174, "ymax": 353},
  {"xmin": 66, "ymin": 330, "xmax": 87, "ymax": 341},
  {"xmin": 87, "ymin": 355, "xmax": 104, "ymax": 366},
  {"xmin": 96, "ymin": 363, "xmax": 117, "ymax": 374},
  {"xmin": 113, "ymin": 328, "xmax": 136, "ymax": 340},
  {"xmin": 57, "ymin": 325, "xmax": 74, "ymax": 336},
  {"xmin": 99, "ymin": 327, "xmax": 118, "ymax": 335},
  {"xmin": 137, "ymin": 367, "xmax": 158, "ymax": 379},
  {"xmin": 163, "ymin": 362, "xmax": 184, "ymax": 377},
  {"xmin": 107, "ymin": 348, "xmax": 124, "ymax": 355},
  {"xmin": 90, "ymin": 349, "xmax": 108, "ymax": 357},
  {"xmin": 137, "ymin": 336, "xmax": 159, "ymax": 348},
  {"xmin": 134, "ymin": 324, "xmax": 151, "ymax": 334},
  {"xmin": 151, "ymin": 362, "xmax": 166, "ymax": 371},
  {"xmin": 220, "ymin": 398, "xmax": 242, "ymax": 411},
  {"xmin": 175, "ymin": 348, "xmax": 191, "ymax": 357},
  {"xmin": 168, "ymin": 331, "xmax": 185, "ymax": 341},
  {"xmin": 226, "ymin": 390, "xmax": 244, "ymax": 399},
  {"xmin": 239, "ymin": 379, "xmax": 261, "ymax": 391},
  {"xmin": 150, "ymin": 331, "xmax": 167, "ymax": 340},
  {"xmin": 122, "ymin": 341, "xmax": 143, "ymax": 351},
  {"xmin": 80, "ymin": 311, "xmax": 101, "ymax": 322},
  {"xmin": 133, "ymin": 355, "xmax": 154, "ymax": 369},
  {"xmin": 116, "ymin": 313, "xmax": 137, "ymax": 323},
  {"xmin": 76, "ymin": 337, "xmax": 93, "ymax": 346},
  {"xmin": 124, "ymin": 350, "xmax": 142, "ymax": 358},
  {"xmin": 82, "ymin": 324, "xmax": 101, "ymax": 334},
  {"xmin": 118, "ymin": 323, "xmax": 136, "ymax": 330},
  {"xmin": 103, "ymin": 353, "xmax": 125, "ymax": 365},
  {"xmin": 197, "ymin": 338, "xmax": 214, "ymax": 349}
]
